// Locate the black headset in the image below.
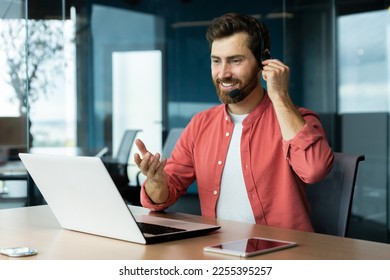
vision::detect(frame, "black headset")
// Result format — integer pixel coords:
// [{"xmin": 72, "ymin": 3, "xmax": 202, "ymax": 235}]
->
[
  {"xmin": 258, "ymin": 22, "xmax": 271, "ymax": 65},
  {"xmin": 228, "ymin": 20, "xmax": 272, "ymax": 99}
]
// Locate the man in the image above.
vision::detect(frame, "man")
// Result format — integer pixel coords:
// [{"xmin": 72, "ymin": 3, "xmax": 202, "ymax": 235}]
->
[{"xmin": 134, "ymin": 13, "xmax": 334, "ymax": 232}]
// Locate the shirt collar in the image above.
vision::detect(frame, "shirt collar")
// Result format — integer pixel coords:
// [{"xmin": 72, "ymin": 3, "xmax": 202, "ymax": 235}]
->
[{"xmin": 223, "ymin": 90, "xmax": 271, "ymax": 125}]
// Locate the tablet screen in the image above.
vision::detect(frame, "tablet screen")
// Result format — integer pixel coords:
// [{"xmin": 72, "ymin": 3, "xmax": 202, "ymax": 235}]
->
[{"xmin": 204, "ymin": 237, "xmax": 297, "ymax": 257}]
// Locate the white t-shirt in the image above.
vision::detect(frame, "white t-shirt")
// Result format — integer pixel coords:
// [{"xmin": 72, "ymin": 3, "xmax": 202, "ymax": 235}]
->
[{"xmin": 216, "ymin": 112, "xmax": 255, "ymax": 224}]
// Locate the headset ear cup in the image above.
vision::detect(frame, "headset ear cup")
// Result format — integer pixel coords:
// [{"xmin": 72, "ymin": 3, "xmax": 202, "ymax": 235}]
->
[
  {"xmin": 259, "ymin": 50, "xmax": 271, "ymax": 69},
  {"xmin": 262, "ymin": 49, "xmax": 271, "ymax": 61}
]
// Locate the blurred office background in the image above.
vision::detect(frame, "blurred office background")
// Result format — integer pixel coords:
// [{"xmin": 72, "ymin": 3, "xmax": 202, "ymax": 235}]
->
[{"xmin": 0, "ymin": 0, "xmax": 389, "ymax": 243}]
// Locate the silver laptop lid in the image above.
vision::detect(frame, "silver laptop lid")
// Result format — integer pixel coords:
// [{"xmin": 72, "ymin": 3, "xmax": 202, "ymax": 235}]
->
[{"xmin": 19, "ymin": 153, "xmax": 147, "ymax": 244}]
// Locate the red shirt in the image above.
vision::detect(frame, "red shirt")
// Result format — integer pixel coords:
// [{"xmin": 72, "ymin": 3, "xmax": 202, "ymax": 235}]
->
[{"xmin": 141, "ymin": 93, "xmax": 334, "ymax": 231}]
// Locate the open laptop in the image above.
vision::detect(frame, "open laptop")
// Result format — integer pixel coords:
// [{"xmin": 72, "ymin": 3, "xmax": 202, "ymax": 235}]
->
[{"xmin": 19, "ymin": 153, "xmax": 220, "ymax": 244}]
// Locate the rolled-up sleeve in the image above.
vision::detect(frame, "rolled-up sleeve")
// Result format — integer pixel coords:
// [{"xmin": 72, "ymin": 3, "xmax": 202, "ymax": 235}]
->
[{"xmin": 282, "ymin": 111, "xmax": 334, "ymax": 184}]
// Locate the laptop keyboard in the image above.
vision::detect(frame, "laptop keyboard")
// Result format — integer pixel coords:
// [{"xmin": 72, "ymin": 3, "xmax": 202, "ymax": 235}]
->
[{"xmin": 137, "ymin": 222, "xmax": 186, "ymax": 235}]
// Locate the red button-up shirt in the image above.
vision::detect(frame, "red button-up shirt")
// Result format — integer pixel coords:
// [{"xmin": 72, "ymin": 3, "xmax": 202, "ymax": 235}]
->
[{"xmin": 141, "ymin": 93, "xmax": 334, "ymax": 232}]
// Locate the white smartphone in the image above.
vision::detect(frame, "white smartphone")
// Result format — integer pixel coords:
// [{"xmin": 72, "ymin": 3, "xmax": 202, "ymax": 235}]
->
[
  {"xmin": 203, "ymin": 237, "xmax": 297, "ymax": 257},
  {"xmin": 0, "ymin": 247, "xmax": 38, "ymax": 257}
]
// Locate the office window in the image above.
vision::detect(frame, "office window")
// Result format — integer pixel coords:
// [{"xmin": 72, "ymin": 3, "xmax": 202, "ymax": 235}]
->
[
  {"xmin": 337, "ymin": 8, "xmax": 390, "ymax": 242},
  {"xmin": 338, "ymin": 10, "xmax": 389, "ymax": 113},
  {"xmin": 0, "ymin": 16, "xmax": 76, "ymax": 149}
]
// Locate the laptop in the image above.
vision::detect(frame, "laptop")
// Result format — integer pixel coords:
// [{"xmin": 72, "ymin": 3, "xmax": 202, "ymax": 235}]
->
[{"xmin": 19, "ymin": 153, "xmax": 220, "ymax": 244}]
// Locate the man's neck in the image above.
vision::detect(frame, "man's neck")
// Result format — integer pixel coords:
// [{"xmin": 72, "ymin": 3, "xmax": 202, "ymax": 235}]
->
[{"xmin": 227, "ymin": 86, "xmax": 264, "ymax": 115}]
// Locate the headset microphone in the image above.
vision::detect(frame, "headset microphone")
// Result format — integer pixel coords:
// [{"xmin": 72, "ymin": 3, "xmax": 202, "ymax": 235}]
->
[
  {"xmin": 228, "ymin": 89, "xmax": 241, "ymax": 99},
  {"xmin": 228, "ymin": 71, "xmax": 259, "ymax": 99},
  {"xmin": 227, "ymin": 19, "xmax": 271, "ymax": 101}
]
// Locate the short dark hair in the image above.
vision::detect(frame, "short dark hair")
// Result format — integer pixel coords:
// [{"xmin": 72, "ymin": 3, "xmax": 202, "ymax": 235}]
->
[{"xmin": 206, "ymin": 13, "xmax": 271, "ymax": 62}]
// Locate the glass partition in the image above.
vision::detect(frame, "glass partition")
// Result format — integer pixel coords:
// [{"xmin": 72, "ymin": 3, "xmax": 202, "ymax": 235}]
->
[
  {"xmin": 25, "ymin": 1, "xmax": 76, "ymax": 154},
  {"xmin": 0, "ymin": 0, "xmax": 75, "ymax": 206},
  {"xmin": 0, "ymin": 0, "xmax": 28, "ymax": 207}
]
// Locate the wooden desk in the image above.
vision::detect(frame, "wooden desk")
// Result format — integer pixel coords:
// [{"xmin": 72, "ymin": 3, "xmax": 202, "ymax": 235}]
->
[{"xmin": 1, "ymin": 205, "xmax": 390, "ymax": 260}]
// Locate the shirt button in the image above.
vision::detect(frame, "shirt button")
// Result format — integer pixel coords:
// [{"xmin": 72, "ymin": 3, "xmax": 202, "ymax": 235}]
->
[
  {"xmin": 225, "ymin": 132, "xmax": 230, "ymax": 137},
  {"xmin": 213, "ymin": 190, "xmax": 218, "ymax": 195},
  {"xmin": 217, "ymin": 160, "xmax": 223, "ymax": 165}
]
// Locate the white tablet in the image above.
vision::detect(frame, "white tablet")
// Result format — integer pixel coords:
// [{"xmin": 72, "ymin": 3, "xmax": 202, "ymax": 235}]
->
[{"xmin": 203, "ymin": 237, "xmax": 297, "ymax": 257}]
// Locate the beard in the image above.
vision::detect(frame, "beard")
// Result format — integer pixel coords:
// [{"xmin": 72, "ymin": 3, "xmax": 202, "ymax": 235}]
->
[{"xmin": 214, "ymin": 75, "xmax": 258, "ymax": 104}]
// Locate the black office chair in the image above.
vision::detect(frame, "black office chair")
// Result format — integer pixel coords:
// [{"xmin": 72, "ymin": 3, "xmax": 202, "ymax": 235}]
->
[
  {"xmin": 306, "ymin": 152, "xmax": 365, "ymax": 237},
  {"xmin": 161, "ymin": 128, "xmax": 184, "ymax": 158}
]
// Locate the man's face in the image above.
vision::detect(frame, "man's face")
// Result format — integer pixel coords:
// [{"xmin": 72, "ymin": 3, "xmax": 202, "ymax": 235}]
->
[{"xmin": 210, "ymin": 32, "xmax": 259, "ymax": 104}]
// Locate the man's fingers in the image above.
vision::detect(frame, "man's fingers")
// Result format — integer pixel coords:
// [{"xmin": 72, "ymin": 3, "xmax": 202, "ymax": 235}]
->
[
  {"xmin": 157, "ymin": 157, "xmax": 167, "ymax": 172},
  {"xmin": 146, "ymin": 153, "xmax": 162, "ymax": 177},
  {"xmin": 135, "ymin": 139, "xmax": 149, "ymax": 156},
  {"xmin": 134, "ymin": 153, "xmax": 141, "ymax": 166},
  {"xmin": 134, "ymin": 139, "xmax": 167, "ymax": 179},
  {"xmin": 140, "ymin": 152, "xmax": 152, "ymax": 170}
]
